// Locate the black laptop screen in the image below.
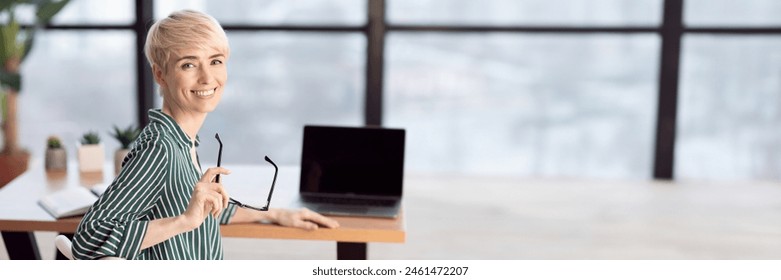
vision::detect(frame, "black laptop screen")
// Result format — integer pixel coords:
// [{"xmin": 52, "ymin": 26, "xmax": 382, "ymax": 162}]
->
[{"xmin": 299, "ymin": 125, "xmax": 405, "ymax": 197}]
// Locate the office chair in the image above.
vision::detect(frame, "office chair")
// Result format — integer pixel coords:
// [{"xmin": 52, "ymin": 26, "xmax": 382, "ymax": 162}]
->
[
  {"xmin": 55, "ymin": 235, "xmax": 74, "ymax": 260},
  {"xmin": 55, "ymin": 235, "xmax": 124, "ymax": 260}
]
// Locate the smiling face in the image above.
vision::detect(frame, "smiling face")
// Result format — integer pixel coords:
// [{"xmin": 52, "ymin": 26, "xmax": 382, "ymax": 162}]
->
[{"xmin": 155, "ymin": 47, "xmax": 228, "ymax": 118}]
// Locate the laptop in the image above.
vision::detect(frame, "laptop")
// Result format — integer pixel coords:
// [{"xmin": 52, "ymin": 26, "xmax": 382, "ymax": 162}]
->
[{"xmin": 296, "ymin": 125, "xmax": 405, "ymax": 218}]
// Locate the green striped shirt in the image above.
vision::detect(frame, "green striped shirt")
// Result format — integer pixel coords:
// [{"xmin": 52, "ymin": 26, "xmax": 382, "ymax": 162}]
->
[{"xmin": 72, "ymin": 109, "xmax": 237, "ymax": 260}]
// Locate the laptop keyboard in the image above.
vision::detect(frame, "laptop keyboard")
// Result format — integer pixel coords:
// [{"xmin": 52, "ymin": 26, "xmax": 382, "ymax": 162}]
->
[{"xmin": 306, "ymin": 196, "xmax": 397, "ymax": 207}]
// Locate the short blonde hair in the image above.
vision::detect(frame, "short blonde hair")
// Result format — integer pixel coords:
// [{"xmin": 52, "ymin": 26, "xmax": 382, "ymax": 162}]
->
[{"xmin": 144, "ymin": 10, "xmax": 230, "ymax": 73}]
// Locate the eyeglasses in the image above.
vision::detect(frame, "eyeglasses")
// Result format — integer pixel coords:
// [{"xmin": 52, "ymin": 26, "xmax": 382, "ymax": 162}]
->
[{"xmin": 215, "ymin": 133, "xmax": 277, "ymax": 212}]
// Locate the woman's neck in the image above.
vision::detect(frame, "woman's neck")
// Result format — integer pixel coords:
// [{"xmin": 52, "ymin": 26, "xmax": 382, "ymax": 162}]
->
[{"xmin": 161, "ymin": 104, "xmax": 206, "ymax": 141}]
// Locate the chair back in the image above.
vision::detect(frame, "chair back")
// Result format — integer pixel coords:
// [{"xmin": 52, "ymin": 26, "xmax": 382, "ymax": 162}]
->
[
  {"xmin": 55, "ymin": 235, "xmax": 126, "ymax": 260},
  {"xmin": 55, "ymin": 235, "xmax": 74, "ymax": 260}
]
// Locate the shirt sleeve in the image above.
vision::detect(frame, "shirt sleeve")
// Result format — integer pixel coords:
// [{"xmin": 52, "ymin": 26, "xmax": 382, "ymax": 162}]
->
[
  {"xmin": 71, "ymin": 138, "xmax": 169, "ymax": 260},
  {"xmin": 217, "ymin": 203, "xmax": 238, "ymax": 224}
]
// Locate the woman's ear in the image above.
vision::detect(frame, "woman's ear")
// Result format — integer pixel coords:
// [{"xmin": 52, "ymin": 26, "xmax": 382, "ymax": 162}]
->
[{"xmin": 152, "ymin": 64, "xmax": 166, "ymax": 87}]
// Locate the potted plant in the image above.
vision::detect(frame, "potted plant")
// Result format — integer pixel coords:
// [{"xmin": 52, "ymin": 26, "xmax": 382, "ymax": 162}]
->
[
  {"xmin": 77, "ymin": 131, "xmax": 103, "ymax": 173},
  {"xmin": 44, "ymin": 135, "xmax": 66, "ymax": 171},
  {"xmin": 110, "ymin": 125, "xmax": 140, "ymax": 175},
  {"xmin": 0, "ymin": 0, "xmax": 71, "ymax": 186}
]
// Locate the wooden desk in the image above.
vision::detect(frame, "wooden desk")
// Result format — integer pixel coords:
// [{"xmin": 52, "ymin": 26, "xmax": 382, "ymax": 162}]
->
[{"xmin": 0, "ymin": 163, "xmax": 405, "ymax": 260}]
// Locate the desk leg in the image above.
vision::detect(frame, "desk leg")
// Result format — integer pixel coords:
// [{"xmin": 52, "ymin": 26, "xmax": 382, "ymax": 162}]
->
[
  {"xmin": 337, "ymin": 242, "xmax": 366, "ymax": 260},
  {"xmin": 1, "ymin": 231, "xmax": 41, "ymax": 260}
]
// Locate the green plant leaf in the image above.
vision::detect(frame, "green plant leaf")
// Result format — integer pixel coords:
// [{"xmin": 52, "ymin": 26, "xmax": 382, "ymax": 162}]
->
[
  {"xmin": 81, "ymin": 130, "xmax": 100, "ymax": 145},
  {"xmin": 0, "ymin": 21, "xmax": 22, "ymax": 64},
  {"xmin": 0, "ymin": 91, "xmax": 6, "ymax": 122},
  {"xmin": 0, "ymin": 0, "xmax": 70, "ymax": 92},
  {"xmin": 36, "ymin": 0, "xmax": 70, "ymax": 24},
  {"xmin": 0, "ymin": 70, "xmax": 21, "ymax": 92},
  {"xmin": 0, "ymin": 27, "xmax": 9, "ymax": 64},
  {"xmin": 20, "ymin": 29, "xmax": 33, "ymax": 62},
  {"xmin": 110, "ymin": 124, "xmax": 140, "ymax": 149},
  {"xmin": 47, "ymin": 135, "xmax": 62, "ymax": 149},
  {"xmin": 0, "ymin": 0, "xmax": 25, "ymax": 14},
  {"xmin": 0, "ymin": 2, "xmax": 13, "ymax": 12}
]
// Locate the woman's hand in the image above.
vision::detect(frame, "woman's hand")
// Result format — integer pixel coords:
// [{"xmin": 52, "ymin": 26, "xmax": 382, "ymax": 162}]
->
[
  {"xmin": 181, "ymin": 167, "xmax": 231, "ymax": 230},
  {"xmin": 272, "ymin": 208, "xmax": 340, "ymax": 230}
]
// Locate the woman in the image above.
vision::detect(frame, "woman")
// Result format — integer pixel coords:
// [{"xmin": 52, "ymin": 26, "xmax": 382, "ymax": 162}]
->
[{"xmin": 72, "ymin": 10, "xmax": 339, "ymax": 260}]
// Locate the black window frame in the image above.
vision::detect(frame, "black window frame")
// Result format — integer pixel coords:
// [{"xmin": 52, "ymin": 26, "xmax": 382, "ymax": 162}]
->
[{"xmin": 37, "ymin": 0, "xmax": 781, "ymax": 180}]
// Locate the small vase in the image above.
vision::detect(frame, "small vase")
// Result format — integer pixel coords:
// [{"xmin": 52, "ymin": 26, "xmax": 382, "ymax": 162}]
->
[
  {"xmin": 78, "ymin": 143, "xmax": 104, "ymax": 173},
  {"xmin": 45, "ymin": 148, "xmax": 67, "ymax": 171},
  {"xmin": 114, "ymin": 149, "xmax": 130, "ymax": 175}
]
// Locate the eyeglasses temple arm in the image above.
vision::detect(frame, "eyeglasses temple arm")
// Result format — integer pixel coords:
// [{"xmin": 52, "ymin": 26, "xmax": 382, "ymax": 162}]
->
[
  {"xmin": 264, "ymin": 156, "xmax": 278, "ymax": 210},
  {"xmin": 215, "ymin": 133, "xmax": 223, "ymax": 183}
]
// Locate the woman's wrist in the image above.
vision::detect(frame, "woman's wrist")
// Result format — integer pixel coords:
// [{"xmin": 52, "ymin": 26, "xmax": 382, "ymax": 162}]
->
[
  {"xmin": 258, "ymin": 209, "xmax": 279, "ymax": 224},
  {"xmin": 175, "ymin": 214, "xmax": 199, "ymax": 232}
]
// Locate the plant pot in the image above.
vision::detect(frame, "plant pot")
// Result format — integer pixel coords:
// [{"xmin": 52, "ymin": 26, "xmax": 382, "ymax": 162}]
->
[
  {"xmin": 114, "ymin": 149, "xmax": 130, "ymax": 175},
  {"xmin": 45, "ymin": 148, "xmax": 67, "ymax": 171},
  {"xmin": 78, "ymin": 144, "xmax": 104, "ymax": 173}
]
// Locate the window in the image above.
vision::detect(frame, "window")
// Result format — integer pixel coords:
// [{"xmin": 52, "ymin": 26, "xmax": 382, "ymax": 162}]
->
[
  {"xmin": 155, "ymin": 0, "xmax": 366, "ymax": 25},
  {"xmin": 386, "ymin": 33, "xmax": 659, "ymax": 178},
  {"xmin": 148, "ymin": 1, "xmax": 367, "ymax": 165},
  {"xmin": 19, "ymin": 31, "xmax": 136, "ymax": 159},
  {"xmin": 17, "ymin": 0, "xmax": 781, "ymax": 180},
  {"xmin": 51, "ymin": 0, "xmax": 135, "ymax": 25},
  {"xmin": 154, "ymin": 33, "xmax": 366, "ymax": 165},
  {"xmin": 676, "ymin": 35, "xmax": 781, "ymax": 180},
  {"xmin": 685, "ymin": 0, "xmax": 781, "ymax": 26},
  {"xmin": 388, "ymin": 0, "xmax": 662, "ymax": 26}
]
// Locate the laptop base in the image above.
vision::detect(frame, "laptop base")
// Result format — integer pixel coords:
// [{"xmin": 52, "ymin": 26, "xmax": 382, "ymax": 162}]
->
[{"xmin": 295, "ymin": 199, "xmax": 401, "ymax": 219}]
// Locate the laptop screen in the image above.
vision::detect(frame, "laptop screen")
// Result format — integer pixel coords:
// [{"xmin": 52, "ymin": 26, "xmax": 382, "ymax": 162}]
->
[{"xmin": 299, "ymin": 125, "xmax": 405, "ymax": 198}]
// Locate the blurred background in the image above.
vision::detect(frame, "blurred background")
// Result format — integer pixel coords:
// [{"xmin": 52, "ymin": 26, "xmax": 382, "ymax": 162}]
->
[
  {"xmin": 2, "ymin": 0, "xmax": 781, "ymax": 260},
  {"xmin": 4, "ymin": 0, "xmax": 781, "ymax": 181}
]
